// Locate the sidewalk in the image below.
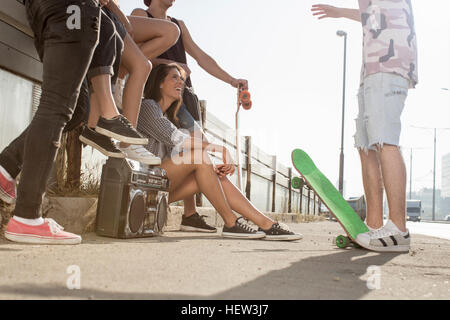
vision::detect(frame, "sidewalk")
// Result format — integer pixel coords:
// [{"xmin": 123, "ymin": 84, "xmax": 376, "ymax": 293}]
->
[{"xmin": 0, "ymin": 220, "xmax": 449, "ymax": 300}]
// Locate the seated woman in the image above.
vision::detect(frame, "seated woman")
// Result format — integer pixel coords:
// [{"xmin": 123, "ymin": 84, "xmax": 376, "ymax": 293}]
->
[{"xmin": 137, "ymin": 63, "xmax": 302, "ymax": 241}]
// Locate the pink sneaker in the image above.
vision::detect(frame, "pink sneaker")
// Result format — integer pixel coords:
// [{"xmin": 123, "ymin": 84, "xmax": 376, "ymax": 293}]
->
[
  {"xmin": 5, "ymin": 218, "xmax": 82, "ymax": 245},
  {"xmin": 0, "ymin": 169, "xmax": 16, "ymax": 204}
]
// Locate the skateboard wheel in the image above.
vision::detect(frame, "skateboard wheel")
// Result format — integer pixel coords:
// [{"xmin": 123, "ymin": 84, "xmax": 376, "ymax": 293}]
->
[
  {"xmin": 239, "ymin": 90, "xmax": 251, "ymax": 103},
  {"xmin": 291, "ymin": 177, "xmax": 304, "ymax": 189},
  {"xmin": 335, "ymin": 235, "xmax": 350, "ymax": 248},
  {"xmin": 242, "ymin": 100, "xmax": 252, "ymax": 110}
]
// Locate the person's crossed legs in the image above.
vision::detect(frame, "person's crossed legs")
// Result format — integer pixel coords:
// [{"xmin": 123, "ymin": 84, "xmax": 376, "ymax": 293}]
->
[{"xmin": 162, "ymin": 149, "xmax": 302, "ymax": 241}]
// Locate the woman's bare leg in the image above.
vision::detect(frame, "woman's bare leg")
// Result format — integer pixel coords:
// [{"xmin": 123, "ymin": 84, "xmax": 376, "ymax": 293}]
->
[
  {"xmin": 169, "ymin": 172, "xmax": 274, "ymax": 230},
  {"xmin": 90, "ymin": 74, "xmax": 120, "ymax": 119},
  {"xmin": 219, "ymin": 176, "xmax": 274, "ymax": 229},
  {"xmin": 182, "ymin": 196, "xmax": 197, "ymax": 217},
  {"xmin": 87, "ymin": 92, "xmax": 101, "ymax": 128},
  {"xmin": 129, "ymin": 16, "xmax": 180, "ymax": 61},
  {"xmin": 161, "ymin": 154, "xmax": 237, "ymax": 227},
  {"xmin": 119, "ymin": 34, "xmax": 152, "ymax": 129}
]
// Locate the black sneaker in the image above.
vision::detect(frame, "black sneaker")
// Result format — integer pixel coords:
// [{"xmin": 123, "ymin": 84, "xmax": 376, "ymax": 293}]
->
[
  {"xmin": 95, "ymin": 115, "xmax": 148, "ymax": 145},
  {"xmin": 222, "ymin": 217, "xmax": 266, "ymax": 239},
  {"xmin": 258, "ymin": 222, "xmax": 303, "ymax": 241},
  {"xmin": 79, "ymin": 126, "xmax": 125, "ymax": 158},
  {"xmin": 180, "ymin": 212, "xmax": 217, "ymax": 233}
]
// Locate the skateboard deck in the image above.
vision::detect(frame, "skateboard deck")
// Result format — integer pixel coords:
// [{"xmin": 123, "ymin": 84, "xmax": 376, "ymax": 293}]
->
[
  {"xmin": 235, "ymin": 86, "xmax": 252, "ymax": 191},
  {"xmin": 291, "ymin": 149, "xmax": 369, "ymax": 247}
]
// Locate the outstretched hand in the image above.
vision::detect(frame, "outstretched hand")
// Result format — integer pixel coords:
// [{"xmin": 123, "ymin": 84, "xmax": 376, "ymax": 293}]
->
[{"xmin": 311, "ymin": 4, "xmax": 342, "ymax": 19}]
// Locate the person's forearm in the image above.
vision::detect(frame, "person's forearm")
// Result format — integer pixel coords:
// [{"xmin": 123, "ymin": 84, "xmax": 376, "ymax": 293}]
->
[
  {"xmin": 197, "ymin": 54, "xmax": 234, "ymax": 85},
  {"xmin": 339, "ymin": 8, "xmax": 361, "ymax": 22}
]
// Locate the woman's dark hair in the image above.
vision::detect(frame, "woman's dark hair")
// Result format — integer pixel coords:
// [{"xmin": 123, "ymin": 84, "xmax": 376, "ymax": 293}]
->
[
  {"xmin": 144, "ymin": 63, "xmax": 186, "ymax": 127},
  {"xmin": 144, "ymin": 0, "xmax": 151, "ymax": 7}
]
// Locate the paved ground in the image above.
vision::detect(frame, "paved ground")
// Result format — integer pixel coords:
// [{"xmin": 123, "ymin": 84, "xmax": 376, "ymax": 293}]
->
[
  {"xmin": 0, "ymin": 221, "xmax": 449, "ymax": 300},
  {"xmin": 407, "ymin": 221, "xmax": 450, "ymax": 240}
]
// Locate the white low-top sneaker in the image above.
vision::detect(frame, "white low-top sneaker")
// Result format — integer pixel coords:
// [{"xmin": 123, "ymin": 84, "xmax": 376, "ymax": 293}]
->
[
  {"xmin": 119, "ymin": 145, "xmax": 161, "ymax": 165},
  {"xmin": 356, "ymin": 220, "xmax": 410, "ymax": 252}
]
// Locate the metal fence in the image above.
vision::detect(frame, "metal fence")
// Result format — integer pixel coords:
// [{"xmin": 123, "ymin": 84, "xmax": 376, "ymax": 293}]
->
[{"xmin": 200, "ymin": 104, "xmax": 321, "ymax": 215}]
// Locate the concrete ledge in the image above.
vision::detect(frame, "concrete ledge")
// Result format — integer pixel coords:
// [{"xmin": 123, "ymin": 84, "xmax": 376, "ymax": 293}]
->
[
  {"xmin": 42, "ymin": 197, "xmax": 97, "ymax": 235},
  {"xmin": 2, "ymin": 197, "xmax": 313, "ymax": 235}
]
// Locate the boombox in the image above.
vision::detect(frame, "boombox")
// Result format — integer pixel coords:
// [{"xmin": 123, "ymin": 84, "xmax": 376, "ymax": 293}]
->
[{"xmin": 95, "ymin": 158, "xmax": 170, "ymax": 238}]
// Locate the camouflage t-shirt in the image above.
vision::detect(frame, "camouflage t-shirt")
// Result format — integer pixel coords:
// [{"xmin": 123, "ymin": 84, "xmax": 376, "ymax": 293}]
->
[{"xmin": 359, "ymin": 0, "xmax": 418, "ymax": 88}]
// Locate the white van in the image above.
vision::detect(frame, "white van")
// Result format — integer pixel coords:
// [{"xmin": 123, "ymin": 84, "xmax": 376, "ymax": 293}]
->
[{"xmin": 406, "ymin": 200, "xmax": 422, "ymax": 222}]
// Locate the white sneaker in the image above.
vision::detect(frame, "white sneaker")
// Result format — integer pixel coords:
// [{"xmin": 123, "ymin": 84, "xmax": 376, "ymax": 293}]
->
[
  {"xmin": 356, "ymin": 220, "xmax": 410, "ymax": 252},
  {"xmin": 119, "ymin": 145, "xmax": 161, "ymax": 165},
  {"xmin": 113, "ymin": 77, "xmax": 126, "ymax": 110}
]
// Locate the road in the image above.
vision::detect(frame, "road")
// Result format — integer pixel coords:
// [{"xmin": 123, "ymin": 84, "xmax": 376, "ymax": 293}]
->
[
  {"xmin": 0, "ymin": 221, "xmax": 449, "ymax": 300},
  {"xmin": 407, "ymin": 221, "xmax": 450, "ymax": 240}
]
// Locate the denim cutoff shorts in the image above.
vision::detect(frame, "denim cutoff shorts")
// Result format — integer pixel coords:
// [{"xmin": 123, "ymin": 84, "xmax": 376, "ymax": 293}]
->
[{"xmin": 354, "ymin": 72, "xmax": 409, "ymax": 152}]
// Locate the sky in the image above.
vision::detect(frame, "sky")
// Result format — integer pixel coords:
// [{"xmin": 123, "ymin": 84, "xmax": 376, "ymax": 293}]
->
[{"xmin": 119, "ymin": 0, "xmax": 450, "ymax": 198}]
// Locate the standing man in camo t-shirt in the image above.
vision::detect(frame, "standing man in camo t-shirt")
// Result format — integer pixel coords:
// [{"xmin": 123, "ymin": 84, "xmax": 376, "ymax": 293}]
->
[{"xmin": 312, "ymin": 1, "xmax": 418, "ymax": 252}]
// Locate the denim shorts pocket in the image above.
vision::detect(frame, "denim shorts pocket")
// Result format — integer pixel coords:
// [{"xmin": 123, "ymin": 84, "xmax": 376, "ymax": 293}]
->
[{"xmin": 386, "ymin": 83, "xmax": 408, "ymax": 122}]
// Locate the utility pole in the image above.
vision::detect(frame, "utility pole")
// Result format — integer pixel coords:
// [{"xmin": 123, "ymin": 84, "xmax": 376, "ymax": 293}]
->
[
  {"xmin": 432, "ymin": 128, "xmax": 436, "ymax": 221},
  {"xmin": 337, "ymin": 30, "xmax": 347, "ymax": 196},
  {"xmin": 409, "ymin": 148, "xmax": 412, "ymax": 200},
  {"xmin": 411, "ymin": 123, "xmax": 450, "ymax": 221}
]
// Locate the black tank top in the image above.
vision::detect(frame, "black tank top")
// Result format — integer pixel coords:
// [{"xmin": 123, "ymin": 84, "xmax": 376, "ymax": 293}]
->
[{"xmin": 146, "ymin": 11, "xmax": 192, "ymax": 88}]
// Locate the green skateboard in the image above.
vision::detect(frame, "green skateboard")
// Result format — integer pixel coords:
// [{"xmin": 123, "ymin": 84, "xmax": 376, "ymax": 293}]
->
[{"xmin": 291, "ymin": 149, "xmax": 368, "ymax": 249}]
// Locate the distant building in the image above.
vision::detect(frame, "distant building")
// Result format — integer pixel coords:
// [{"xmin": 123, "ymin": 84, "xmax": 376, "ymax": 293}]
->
[
  {"xmin": 415, "ymin": 188, "xmax": 442, "ymax": 220},
  {"xmin": 442, "ymin": 153, "xmax": 450, "ymax": 198}
]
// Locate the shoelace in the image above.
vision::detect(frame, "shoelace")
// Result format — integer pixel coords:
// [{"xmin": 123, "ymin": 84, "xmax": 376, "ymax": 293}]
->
[
  {"xmin": 273, "ymin": 222, "xmax": 291, "ymax": 232},
  {"xmin": 46, "ymin": 218, "xmax": 64, "ymax": 234},
  {"xmin": 368, "ymin": 227, "xmax": 396, "ymax": 239},
  {"xmin": 118, "ymin": 116, "xmax": 136, "ymax": 130},
  {"xmin": 236, "ymin": 218, "xmax": 255, "ymax": 233}
]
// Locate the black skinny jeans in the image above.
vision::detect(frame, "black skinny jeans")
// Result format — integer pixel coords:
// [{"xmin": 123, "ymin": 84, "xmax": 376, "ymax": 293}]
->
[
  {"xmin": 0, "ymin": 5, "xmax": 124, "ymax": 197},
  {"xmin": 0, "ymin": 0, "xmax": 100, "ymax": 219}
]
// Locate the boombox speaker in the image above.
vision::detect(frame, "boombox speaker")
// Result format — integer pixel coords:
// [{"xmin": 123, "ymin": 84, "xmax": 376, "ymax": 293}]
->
[{"xmin": 95, "ymin": 158, "xmax": 170, "ymax": 238}]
